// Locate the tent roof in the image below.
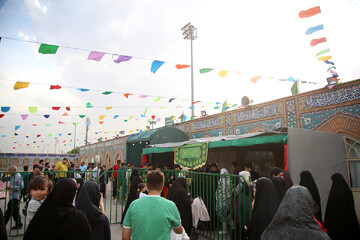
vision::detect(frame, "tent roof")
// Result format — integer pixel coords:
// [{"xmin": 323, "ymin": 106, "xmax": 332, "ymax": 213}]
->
[
  {"xmin": 126, "ymin": 127, "xmax": 189, "ymax": 144},
  {"xmin": 142, "ymin": 129, "xmax": 288, "ymax": 155}
]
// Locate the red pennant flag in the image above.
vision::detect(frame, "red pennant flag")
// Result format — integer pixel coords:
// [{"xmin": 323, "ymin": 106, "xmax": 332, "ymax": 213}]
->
[
  {"xmin": 123, "ymin": 93, "xmax": 133, "ymax": 98},
  {"xmin": 32, "ymin": 124, "xmax": 37, "ymax": 126},
  {"xmin": 50, "ymin": 85, "xmax": 62, "ymax": 90},
  {"xmin": 99, "ymin": 121, "xmax": 104, "ymax": 124},
  {"xmin": 298, "ymin": 6, "xmax": 321, "ymax": 18},
  {"xmin": 192, "ymin": 101, "xmax": 201, "ymax": 104},
  {"xmin": 0, "ymin": 114, "xmax": 4, "ymax": 118},
  {"xmin": 151, "ymin": 115, "xmax": 156, "ymax": 120},
  {"xmin": 52, "ymin": 107, "xmax": 61, "ymax": 110},
  {"xmin": 37, "ymin": 134, "xmax": 41, "ymax": 138},
  {"xmin": 175, "ymin": 64, "xmax": 190, "ymax": 69},
  {"xmin": 310, "ymin": 37, "xmax": 327, "ymax": 47},
  {"xmin": 66, "ymin": 106, "xmax": 71, "ymax": 111}
]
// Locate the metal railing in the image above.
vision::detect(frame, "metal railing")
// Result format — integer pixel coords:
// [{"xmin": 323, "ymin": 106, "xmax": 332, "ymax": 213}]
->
[{"xmin": 0, "ymin": 169, "xmax": 253, "ymax": 239}]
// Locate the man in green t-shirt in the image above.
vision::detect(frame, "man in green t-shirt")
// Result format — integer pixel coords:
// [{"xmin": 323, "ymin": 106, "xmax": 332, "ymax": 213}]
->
[{"xmin": 122, "ymin": 170, "xmax": 183, "ymax": 240}]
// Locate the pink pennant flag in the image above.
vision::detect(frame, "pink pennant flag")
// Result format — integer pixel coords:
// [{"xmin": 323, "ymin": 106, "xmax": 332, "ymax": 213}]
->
[
  {"xmin": 59, "ymin": 121, "xmax": 65, "ymax": 124},
  {"xmin": 21, "ymin": 114, "xmax": 28, "ymax": 120},
  {"xmin": 88, "ymin": 51, "xmax": 106, "ymax": 61},
  {"xmin": 139, "ymin": 95, "xmax": 149, "ymax": 98},
  {"xmin": 156, "ymin": 118, "xmax": 161, "ymax": 122}
]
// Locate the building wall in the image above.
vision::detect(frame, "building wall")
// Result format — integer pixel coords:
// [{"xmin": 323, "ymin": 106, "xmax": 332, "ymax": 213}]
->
[{"xmin": 79, "ymin": 79, "xmax": 360, "ymax": 165}]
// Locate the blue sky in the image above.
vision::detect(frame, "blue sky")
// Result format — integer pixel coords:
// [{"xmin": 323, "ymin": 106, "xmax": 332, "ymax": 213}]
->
[{"xmin": 0, "ymin": 0, "xmax": 359, "ymax": 153}]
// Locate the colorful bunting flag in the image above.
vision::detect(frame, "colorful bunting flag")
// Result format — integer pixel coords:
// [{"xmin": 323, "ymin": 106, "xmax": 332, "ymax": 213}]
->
[
  {"xmin": 62, "ymin": 112, "xmax": 69, "ymax": 116},
  {"xmin": 99, "ymin": 115, "xmax": 105, "ymax": 120},
  {"xmin": 50, "ymin": 85, "xmax": 62, "ymax": 90},
  {"xmin": 113, "ymin": 55, "xmax": 132, "ymax": 63},
  {"xmin": 298, "ymin": 6, "xmax": 321, "ymax": 18},
  {"xmin": 106, "ymin": 107, "xmax": 112, "ymax": 110},
  {"xmin": 1, "ymin": 107, "xmax": 10, "ymax": 113},
  {"xmin": 139, "ymin": 95, "xmax": 149, "ymax": 98},
  {"xmin": 123, "ymin": 93, "xmax": 133, "ymax": 98},
  {"xmin": 113, "ymin": 115, "xmax": 119, "ymax": 119},
  {"xmin": 38, "ymin": 43, "xmax": 59, "ymax": 54},
  {"xmin": 315, "ymin": 48, "xmax": 330, "ymax": 57},
  {"xmin": 318, "ymin": 56, "xmax": 332, "ymax": 61},
  {"xmin": 291, "ymin": 80, "xmax": 299, "ymax": 95},
  {"xmin": 37, "ymin": 134, "xmax": 41, "ymax": 138},
  {"xmin": 219, "ymin": 70, "xmax": 229, "ymax": 77},
  {"xmin": 79, "ymin": 115, "xmax": 86, "ymax": 118},
  {"xmin": 169, "ymin": 98, "xmax": 175, "ymax": 103},
  {"xmin": 251, "ymin": 76, "xmax": 261, "ymax": 83},
  {"xmin": 143, "ymin": 107, "xmax": 148, "ymax": 115},
  {"xmin": 29, "ymin": 107, "xmax": 37, "ymax": 113},
  {"xmin": 99, "ymin": 121, "xmax": 104, "ymax": 124},
  {"xmin": 175, "ymin": 64, "xmax": 190, "ymax": 69},
  {"xmin": 88, "ymin": 51, "xmax": 105, "ymax": 61},
  {"xmin": 199, "ymin": 68, "xmax": 214, "ymax": 73},
  {"xmin": 59, "ymin": 121, "xmax": 65, "ymax": 124},
  {"xmin": 305, "ymin": 24, "xmax": 324, "ymax": 35},
  {"xmin": 151, "ymin": 60, "xmax": 165, "ymax": 73},
  {"xmin": 310, "ymin": 37, "xmax": 327, "ymax": 47},
  {"xmin": 14, "ymin": 81, "xmax": 29, "ymax": 90},
  {"xmin": 0, "ymin": 114, "xmax": 4, "ymax": 118},
  {"xmin": 86, "ymin": 102, "xmax": 93, "ymax": 108},
  {"xmin": 52, "ymin": 107, "xmax": 61, "ymax": 110},
  {"xmin": 66, "ymin": 106, "xmax": 71, "ymax": 111},
  {"xmin": 154, "ymin": 97, "xmax": 161, "ymax": 102},
  {"xmin": 102, "ymin": 91, "xmax": 113, "ymax": 95},
  {"xmin": 129, "ymin": 115, "xmax": 134, "ymax": 120},
  {"xmin": 21, "ymin": 114, "xmax": 28, "ymax": 120},
  {"xmin": 77, "ymin": 88, "xmax": 90, "ymax": 92},
  {"xmin": 15, "ymin": 125, "xmax": 20, "ymax": 131}
]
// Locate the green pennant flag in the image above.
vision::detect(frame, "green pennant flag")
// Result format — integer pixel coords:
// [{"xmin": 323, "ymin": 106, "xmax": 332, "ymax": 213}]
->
[
  {"xmin": 124, "ymin": 120, "xmax": 128, "ymax": 122},
  {"xmin": 68, "ymin": 133, "xmax": 71, "ymax": 135},
  {"xmin": 29, "ymin": 107, "xmax": 37, "ymax": 113},
  {"xmin": 199, "ymin": 68, "xmax": 214, "ymax": 74},
  {"xmin": 14, "ymin": 133, "xmax": 18, "ymax": 136},
  {"xmin": 86, "ymin": 102, "xmax": 93, "ymax": 108},
  {"xmin": 214, "ymin": 106, "xmax": 220, "ymax": 109},
  {"xmin": 73, "ymin": 122, "xmax": 79, "ymax": 125},
  {"xmin": 315, "ymin": 48, "xmax": 330, "ymax": 57},
  {"xmin": 143, "ymin": 107, "xmax": 148, "ymax": 115},
  {"xmin": 221, "ymin": 100, "xmax": 227, "ymax": 113},
  {"xmin": 154, "ymin": 97, "xmax": 161, "ymax": 102},
  {"xmin": 102, "ymin": 91, "xmax": 113, "ymax": 95},
  {"xmin": 48, "ymin": 134, "xmax": 52, "ymax": 137},
  {"xmin": 190, "ymin": 116, "xmax": 194, "ymax": 120},
  {"xmin": 79, "ymin": 115, "xmax": 86, "ymax": 118},
  {"xmin": 38, "ymin": 44, "xmax": 59, "ymax": 54},
  {"xmin": 129, "ymin": 115, "xmax": 134, "ymax": 120},
  {"xmin": 291, "ymin": 81, "xmax": 298, "ymax": 95}
]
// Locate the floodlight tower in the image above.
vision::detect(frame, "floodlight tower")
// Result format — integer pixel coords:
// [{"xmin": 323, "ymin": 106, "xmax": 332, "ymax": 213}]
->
[{"xmin": 182, "ymin": 22, "xmax": 197, "ymax": 119}]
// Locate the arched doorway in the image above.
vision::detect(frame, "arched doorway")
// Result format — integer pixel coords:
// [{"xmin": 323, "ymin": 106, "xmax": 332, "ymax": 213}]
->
[
  {"xmin": 12, "ymin": 158, "xmax": 20, "ymax": 168},
  {"xmin": 33, "ymin": 157, "xmax": 40, "ymax": 165},
  {"xmin": 0, "ymin": 158, "xmax": 9, "ymax": 169},
  {"xmin": 23, "ymin": 158, "xmax": 30, "ymax": 168}
]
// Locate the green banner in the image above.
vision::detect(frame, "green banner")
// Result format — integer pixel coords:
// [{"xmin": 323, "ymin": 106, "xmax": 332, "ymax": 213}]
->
[{"xmin": 174, "ymin": 142, "xmax": 208, "ymax": 169}]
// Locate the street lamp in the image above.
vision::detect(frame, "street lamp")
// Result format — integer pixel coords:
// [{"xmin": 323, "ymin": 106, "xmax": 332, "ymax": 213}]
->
[
  {"xmin": 182, "ymin": 22, "xmax": 197, "ymax": 119},
  {"xmin": 73, "ymin": 122, "xmax": 78, "ymax": 149},
  {"xmin": 149, "ymin": 120, "xmax": 156, "ymax": 129},
  {"xmin": 54, "ymin": 137, "xmax": 58, "ymax": 154}
]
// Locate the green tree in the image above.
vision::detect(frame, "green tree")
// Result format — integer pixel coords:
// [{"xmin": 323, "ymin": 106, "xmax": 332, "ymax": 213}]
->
[{"xmin": 67, "ymin": 147, "xmax": 80, "ymax": 154}]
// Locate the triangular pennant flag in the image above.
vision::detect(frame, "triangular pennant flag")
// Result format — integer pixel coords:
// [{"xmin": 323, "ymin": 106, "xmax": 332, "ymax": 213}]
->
[
  {"xmin": 99, "ymin": 115, "xmax": 105, "ymax": 120},
  {"xmin": 310, "ymin": 37, "xmax": 327, "ymax": 47},
  {"xmin": 154, "ymin": 97, "xmax": 161, "ymax": 102},
  {"xmin": 46, "ymin": 124, "xmax": 51, "ymax": 126},
  {"xmin": 143, "ymin": 107, "xmax": 148, "ymax": 115},
  {"xmin": 221, "ymin": 100, "xmax": 227, "ymax": 113},
  {"xmin": 99, "ymin": 121, "xmax": 104, "ymax": 124},
  {"xmin": 62, "ymin": 112, "xmax": 69, "ymax": 116},
  {"xmin": 21, "ymin": 114, "xmax": 28, "ymax": 120},
  {"xmin": 169, "ymin": 98, "xmax": 175, "ymax": 103},
  {"xmin": 73, "ymin": 122, "xmax": 78, "ymax": 125},
  {"xmin": 29, "ymin": 107, "xmax": 37, "ymax": 113},
  {"xmin": 113, "ymin": 115, "xmax": 119, "ymax": 119},
  {"xmin": 14, "ymin": 133, "xmax": 18, "ymax": 136},
  {"xmin": 50, "ymin": 85, "xmax": 62, "ymax": 90},
  {"xmin": 0, "ymin": 114, "xmax": 4, "ymax": 118},
  {"xmin": 199, "ymin": 68, "xmax": 214, "ymax": 74},
  {"xmin": 151, "ymin": 115, "xmax": 156, "ymax": 120},
  {"xmin": 140, "ymin": 114, "xmax": 146, "ymax": 117},
  {"xmin": 151, "ymin": 60, "xmax": 165, "ymax": 73},
  {"xmin": 189, "ymin": 106, "xmax": 194, "ymax": 109},
  {"xmin": 37, "ymin": 134, "xmax": 41, "ymax": 138},
  {"xmin": 129, "ymin": 115, "xmax": 134, "ymax": 120},
  {"xmin": 291, "ymin": 80, "xmax": 299, "ymax": 95},
  {"xmin": 219, "ymin": 70, "xmax": 229, "ymax": 77},
  {"xmin": 305, "ymin": 24, "xmax": 324, "ymax": 35},
  {"xmin": 325, "ymin": 60, "xmax": 334, "ymax": 65},
  {"xmin": 38, "ymin": 43, "xmax": 59, "ymax": 54},
  {"xmin": 106, "ymin": 107, "xmax": 112, "ymax": 110},
  {"xmin": 48, "ymin": 134, "xmax": 52, "ymax": 137},
  {"xmin": 32, "ymin": 124, "xmax": 37, "ymax": 126},
  {"xmin": 298, "ymin": 6, "xmax": 321, "ymax": 18},
  {"xmin": 15, "ymin": 125, "xmax": 20, "ymax": 131},
  {"xmin": 58, "ymin": 134, "xmax": 62, "ymax": 136},
  {"xmin": 315, "ymin": 48, "xmax": 330, "ymax": 57},
  {"xmin": 192, "ymin": 101, "xmax": 201, "ymax": 104},
  {"xmin": 102, "ymin": 91, "xmax": 113, "ymax": 95},
  {"xmin": 14, "ymin": 81, "xmax": 30, "ymax": 90},
  {"xmin": 156, "ymin": 118, "xmax": 161, "ymax": 122},
  {"xmin": 190, "ymin": 116, "xmax": 194, "ymax": 120},
  {"xmin": 52, "ymin": 107, "xmax": 61, "ymax": 110},
  {"xmin": 66, "ymin": 106, "xmax": 71, "ymax": 111},
  {"xmin": 77, "ymin": 88, "xmax": 90, "ymax": 92},
  {"xmin": 139, "ymin": 95, "xmax": 149, "ymax": 98},
  {"xmin": 1, "ymin": 107, "xmax": 10, "ymax": 112},
  {"xmin": 124, "ymin": 120, "xmax": 128, "ymax": 122},
  {"xmin": 79, "ymin": 115, "xmax": 86, "ymax": 118},
  {"xmin": 88, "ymin": 51, "xmax": 105, "ymax": 61},
  {"xmin": 318, "ymin": 56, "xmax": 332, "ymax": 61},
  {"xmin": 86, "ymin": 102, "xmax": 93, "ymax": 108},
  {"xmin": 113, "ymin": 55, "xmax": 132, "ymax": 63},
  {"xmin": 251, "ymin": 76, "xmax": 261, "ymax": 83},
  {"xmin": 59, "ymin": 121, "xmax": 65, "ymax": 124},
  {"xmin": 175, "ymin": 64, "xmax": 190, "ymax": 69},
  {"xmin": 123, "ymin": 93, "xmax": 133, "ymax": 98}
]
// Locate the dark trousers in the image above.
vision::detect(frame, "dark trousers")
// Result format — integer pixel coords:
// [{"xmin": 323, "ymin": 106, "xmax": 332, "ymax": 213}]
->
[
  {"xmin": 112, "ymin": 180, "xmax": 117, "ymax": 198},
  {"xmin": 100, "ymin": 182, "xmax": 106, "ymax": 197},
  {"xmin": 5, "ymin": 199, "xmax": 22, "ymax": 226}
]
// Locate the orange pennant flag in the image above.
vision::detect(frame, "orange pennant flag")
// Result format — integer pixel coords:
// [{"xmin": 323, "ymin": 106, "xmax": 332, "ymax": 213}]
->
[
  {"xmin": 62, "ymin": 112, "xmax": 69, "ymax": 116},
  {"xmin": 123, "ymin": 93, "xmax": 133, "ymax": 98},
  {"xmin": 175, "ymin": 64, "xmax": 190, "ymax": 69},
  {"xmin": 106, "ymin": 107, "xmax": 112, "ymax": 110},
  {"xmin": 251, "ymin": 76, "xmax": 261, "ymax": 83},
  {"xmin": 298, "ymin": 6, "xmax": 321, "ymax": 18},
  {"xmin": 99, "ymin": 121, "xmax": 104, "ymax": 124}
]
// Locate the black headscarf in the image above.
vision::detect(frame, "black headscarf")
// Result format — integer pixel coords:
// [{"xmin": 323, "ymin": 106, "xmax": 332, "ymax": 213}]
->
[
  {"xmin": 23, "ymin": 179, "xmax": 91, "ymax": 240},
  {"xmin": 247, "ymin": 177, "xmax": 280, "ymax": 240},
  {"xmin": 75, "ymin": 181, "xmax": 111, "ymax": 240},
  {"xmin": 261, "ymin": 186, "xmax": 330, "ymax": 240},
  {"xmin": 282, "ymin": 169, "xmax": 293, "ymax": 190},
  {"xmin": 324, "ymin": 173, "xmax": 360, "ymax": 240},
  {"xmin": 121, "ymin": 169, "xmax": 143, "ymax": 224},
  {"xmin": 75, "ymin": 178, "xmax": 84, "ymax": 203},
  {"xmin": 168, "ymin": 177, "xmax": 192, "ymax": 236},
  {"xmin": 271, "ymin": 177, "xmax": 286, "ymax": 202},
  {"xmin": 299, "ymin": 170, "xmax": 322, "ymax": 222}
]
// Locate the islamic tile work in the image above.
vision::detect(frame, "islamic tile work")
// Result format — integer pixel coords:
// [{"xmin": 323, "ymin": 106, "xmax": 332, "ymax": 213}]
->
[
  {"xmin": 192, "ymin": 116, "xmax": 224, "ymax": 131},
  {"xmin": 285, "ymin": 99, "xmax": 298, "ymax": 128},
  {"xmin": 185, "ymin": 123, "xmax": 190, "ymax": 137},
  {"xmin": 173, "ymin": 125, "xmax": 184, "ymax": 132},
  {"xmin": 233, "ymin": 118, "xmax": 284, "ymax": 135},
  {"xmin": 233, "ymin": 103, "xmax": 283, "ymax": 123},
  {"xmin": 300, "ymin": 104, "xmax": 360, "ymax": 130},
  {"xmin": 192, "ymin": 128, "xmax": 224, "ymax": 139},
  {"xmin": 298, "ymin": 84, "xmax": 360, "ymax": 111},
  {"xmin": 225, "ymin": 113, "xmax": 232, "ymax": 135}
]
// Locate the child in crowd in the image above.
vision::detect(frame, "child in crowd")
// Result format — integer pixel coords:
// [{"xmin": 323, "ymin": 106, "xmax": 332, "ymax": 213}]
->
[
  {"xmin": 137, "ymin": 183, "xmax": 147, "ymax": 198},
  {"xmin": 27, "ymin": 175, "xmax": 52, "ymax": 222}
]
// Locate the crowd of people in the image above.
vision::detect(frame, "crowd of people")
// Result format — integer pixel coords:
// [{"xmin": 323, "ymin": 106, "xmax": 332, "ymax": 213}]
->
[{"xmin": 0, "ymin": 159, "xmax": 359, "ymax": 240}]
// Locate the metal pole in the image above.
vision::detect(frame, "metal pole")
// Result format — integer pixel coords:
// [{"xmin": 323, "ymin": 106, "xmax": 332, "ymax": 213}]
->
[
  {"xmin": 74, "ymin": 123, "xmax": 77, "ymax": 149},
  {"xmin": 190, "ymin": 33, "xmax": 194, "ymax": 118}
]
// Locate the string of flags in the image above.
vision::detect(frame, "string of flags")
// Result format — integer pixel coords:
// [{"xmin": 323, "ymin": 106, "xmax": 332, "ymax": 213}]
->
[
  {"xmin": 298, "ymin": 6, "xmax": 339, "ymax": 86},
  {"xmin": 0, "ymin": 36, "xmax": 319, "ymax": 85}
]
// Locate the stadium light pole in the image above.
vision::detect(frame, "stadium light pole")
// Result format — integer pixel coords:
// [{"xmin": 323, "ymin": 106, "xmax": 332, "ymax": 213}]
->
[{"xmin": 182, "ymin": 23, "xmax": 197, "ymax": 119}]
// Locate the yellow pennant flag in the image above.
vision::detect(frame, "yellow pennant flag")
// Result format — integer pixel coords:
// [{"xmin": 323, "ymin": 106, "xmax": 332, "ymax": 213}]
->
[
  {"xmin": 99, "ymin": 115, "xmax": 105, "ymax": 120},
  {"xmin": 219, "ymin": 70, "xmax": 229, "ymax": 77},
  {"xmin": 106, "ymin": 107, "xmax": 112, "ymax": 110},
  {"xmin": 14, "ymin": 81, "xmax": 30, "ymax": 90},
  {"xmin": 130, "ymin": 130, "xmax": 134, "ymax": 133},
  {"xmin": 318, "ymin": 56, "xmax": 332, "ymax": 61},
  {"xmin": 172, "ymin": 115, "xmax": 176, "ymax": 120},
  {"xmin": 251, "ymin": 76, "xmax": 261, "ymax": 83}
]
